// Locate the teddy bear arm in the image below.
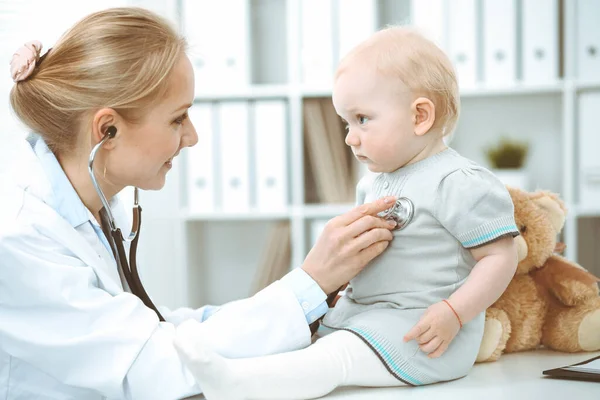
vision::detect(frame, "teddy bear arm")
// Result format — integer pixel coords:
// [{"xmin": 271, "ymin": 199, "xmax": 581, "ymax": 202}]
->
[{"xmin": 533, "ymin": 255, "xmax": 600, "ymax": 306}]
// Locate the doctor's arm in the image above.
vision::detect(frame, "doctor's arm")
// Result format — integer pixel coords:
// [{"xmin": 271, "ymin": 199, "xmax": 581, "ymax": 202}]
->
[
  {"xmin": 0, "ymin": 197, "xmax": 395, "ymax": 399},
  {"xmin": 174, "ymin": 195, "xmax": 400, "ymax": 358}
]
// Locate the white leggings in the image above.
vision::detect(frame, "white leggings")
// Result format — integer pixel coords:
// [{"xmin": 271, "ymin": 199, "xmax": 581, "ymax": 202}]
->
[{"xmin": 196, "ymin": 330, "xmax": 404, "ymax": 400}]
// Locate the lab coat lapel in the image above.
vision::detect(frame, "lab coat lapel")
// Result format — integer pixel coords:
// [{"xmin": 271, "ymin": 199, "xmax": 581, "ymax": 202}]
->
[{"xmin": 36, "ymin": 202, "xmax": 125, "ymax": 295}]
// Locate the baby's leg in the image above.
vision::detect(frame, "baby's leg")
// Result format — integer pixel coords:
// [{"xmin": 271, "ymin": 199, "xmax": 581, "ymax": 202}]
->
[{"xmin": 175, "ymin": 330, "xmax": 403, "ymax": 400}]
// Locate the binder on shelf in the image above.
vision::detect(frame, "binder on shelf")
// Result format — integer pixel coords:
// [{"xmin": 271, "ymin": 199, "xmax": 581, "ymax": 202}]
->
[
  {"xmin": 410, "ymin": 0, "xmax": 448, "ymax": 51},
  {"xmin": 337, "ymin": 0, "xmax": 377, "ymax": 61},
  {"xmin": 250, "ymin": 221, "xmax": 291, "ymax": 295},
  {"xmin": 218, "ymin": 101, "xmax": 251, "ymax": 212},
  {"xmin": 303, "ymin": 98, "xmax": 354, "ymax": 203},
  {"xmin": 182, "ymin": 0, "xmax": 251, "ymax": 92},
  {"xmin": 186, "ymin": 103, "xmax": 216, "ymax": 213},
  {"xmin": 447, "ymin": 0, "xmax": 478, "ymax": 88},
  {"xmin": 521, "ymin": 0, "xmax": 558, "ymax": 83},
  {"xmin": 577, "ymin": 92, "xmax": 600, "ymax": 206},
  {"xmin": 253, "ymin": 100, "xmax": 289, "ymax": 211},
  {"xmin": 301, "ymin": 0, "xmax": 334, "ymax": 85},
  {"xmin": 321, "ymin": 99, "xmax": 355, "ymax": 200},
  {"xmin": 482, "ymin": 0, "xmax": 517, "ymax": 85},
  {"xmin": 576, "ymin": 0, "xmax": 600, "ymax": 81}
]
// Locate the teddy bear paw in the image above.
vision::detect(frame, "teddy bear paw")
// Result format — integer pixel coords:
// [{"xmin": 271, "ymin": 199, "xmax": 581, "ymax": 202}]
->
[
  {"xmin": 580, "ymin": 309, "xmax": 600, "ymax": 351},
  {"xmin": 476, "ymin": 318, "xmax": 505, "ymax": 362}
]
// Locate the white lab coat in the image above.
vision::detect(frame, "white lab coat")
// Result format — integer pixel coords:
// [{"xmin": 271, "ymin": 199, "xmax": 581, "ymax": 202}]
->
[{"xmin": 0, "ymin": 137, "xmax": 312, "ymax": 399}]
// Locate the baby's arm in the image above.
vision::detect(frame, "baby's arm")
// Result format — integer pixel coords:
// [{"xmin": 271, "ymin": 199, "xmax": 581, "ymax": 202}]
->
[
  {"xmin": 404, "ymin": 236, "xmax": 517, "ymax": 358},
  {"xmin": 448, "ymin": 235, "xmax": 517, "ymax": 324},
  {"xmin": 405, "ymin": 166, "xmax": 520, "ymax": 358}
]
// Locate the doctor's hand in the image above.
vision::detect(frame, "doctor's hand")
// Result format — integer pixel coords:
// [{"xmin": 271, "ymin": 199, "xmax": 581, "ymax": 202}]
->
[
  {"xmin": 302, "ymin": 196, "xmax": 397, "ymax": 295},
  {"xmin": 403, "ymin": 301, "xmax": 462, "ymax": 359}
]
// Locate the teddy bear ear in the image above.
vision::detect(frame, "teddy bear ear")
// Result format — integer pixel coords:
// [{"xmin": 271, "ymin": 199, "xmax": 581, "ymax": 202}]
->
[{"xmin": 530, "ymin": 191, "xmax": 567, "ymax": 232}]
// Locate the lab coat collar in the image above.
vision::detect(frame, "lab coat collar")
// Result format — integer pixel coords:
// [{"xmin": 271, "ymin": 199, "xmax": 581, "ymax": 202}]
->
[
  {"xmin": 9, "ymin": 135, "xmax": 127, "ymax": 295},
  {"xmin": 31, "ymin": 136, "xmax": 90, "ymax": 228}
]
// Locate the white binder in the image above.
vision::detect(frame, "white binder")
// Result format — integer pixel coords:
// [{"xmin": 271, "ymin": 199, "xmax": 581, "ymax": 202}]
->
[
  {"xmin": 301, "ymin": 0, "xmax": 334, "ymax": 85},
  {"xmin": 186, "ymin": 103, "xmax": 216, "ymax": 212},
  {"xmin": 217, "ymin": 0, "xmax": 251, "ymax": 87},
  {"xmin": 447, "ymin": 0, "xmax": 478, "ymax": 87},
  {"xmin": 183, "ymin": 0, "xmax": 250, "ymax": 92},
  {"xmin": 482, "ymin": 0, "xmax": 517, "ymax": 85},
  {"xmin": 576, "ymin": 0, "xmax": 600, "ymax": 81},
  {"xmin": 410, "ymin": 0, "xmax": 449, "ymax": 51},
  {"xmin": 521, "ymin": 0, "xmax": 558, "ymax": 83},
  {"xmin": 578, "ymin": 92, "xmax": 600, "ymax": 206},
  {"xmin": 253, "ymin": 100, "xmax": 288, "ymax": 211},
  {"xmin": 218, "ymin": 102, "xmax": 251, "ymax": 212},
  {"xmin": 337, "ymin": 0, "xmax": 377, "ymax": 60}
]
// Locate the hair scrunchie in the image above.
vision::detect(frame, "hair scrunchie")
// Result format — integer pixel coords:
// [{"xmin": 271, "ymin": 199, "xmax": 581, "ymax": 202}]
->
[{"xmin": 10, "ymin": 40, "xmax": 44, "ymax": 82}]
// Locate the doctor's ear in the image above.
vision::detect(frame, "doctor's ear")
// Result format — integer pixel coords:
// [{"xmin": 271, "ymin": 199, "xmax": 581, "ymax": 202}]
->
[
  {"xmin": 91, "ymin": 108, "xmax": 120, "ymax": 149},
  {"xmin": 411, "ymin": 97, "xmax": 435, "ymax": 137}
]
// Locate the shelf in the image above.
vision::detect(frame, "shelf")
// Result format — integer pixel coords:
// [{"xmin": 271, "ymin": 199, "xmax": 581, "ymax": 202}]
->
[
  {"xmin": 182, "ymin": 208, "xmax": 292, "ymax": 221},
  {"xmin": 182, "ymin": 203, "xmax": 359, "ymax": 221},
  {"xmin": 193, "ymin": 84, "xmax": 291, "ymax": 101},
  {"xmin": 301, "ymin": 203, "xmax": 355, "ymax": 219},
  {"xmin": 573, "ymin": 204, "xmax": 600, "ymax": 218},
  {"xmin": 575, "ymin": 80, "xmax": 600, "ymax": 92},
  {"xmin": 298, "ymin": 82, "xmax": 564, "ymax": 99},
  {"xmin": 300, "ymin": 85, "xmax": 334, "ymax": 98},
  {"xmin": 460, "ymin": 81, "xmax": 564, "ymax": 97}
]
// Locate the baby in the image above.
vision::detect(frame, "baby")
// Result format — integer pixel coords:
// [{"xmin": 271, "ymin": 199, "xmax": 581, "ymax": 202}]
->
[{"xmin": 175, "ymin": 26, "xmax": 519, "ymax": 399}]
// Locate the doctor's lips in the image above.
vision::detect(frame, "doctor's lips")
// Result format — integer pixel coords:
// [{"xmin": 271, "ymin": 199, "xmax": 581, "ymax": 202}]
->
[{"xmin": 165, "ymin": 152, "xmax": 180, "ymax": 168}]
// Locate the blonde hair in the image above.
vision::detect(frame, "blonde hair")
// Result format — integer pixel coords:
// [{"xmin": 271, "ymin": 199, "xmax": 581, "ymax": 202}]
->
[
  {"xmin": 10, "ymin": 7, "xmax": 186, "ymax": 155},
  {"xmin": 336, "ymin": 26, "xmax": 460, "ymax": 136}
]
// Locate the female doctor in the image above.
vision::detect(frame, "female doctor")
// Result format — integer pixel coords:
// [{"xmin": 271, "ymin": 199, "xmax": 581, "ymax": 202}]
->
[{"xmin": 0, "ymin": 7, "xmax": 397, "ymax": 400}]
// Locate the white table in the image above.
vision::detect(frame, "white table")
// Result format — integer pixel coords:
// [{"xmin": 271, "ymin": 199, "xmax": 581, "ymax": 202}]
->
[
  {"xmin": 188, "ymin": 350, "xmax": 599, "ymax": 400},
  {"xmin": 321, "ymin": 350, "xmax": 600, "ymax": 400}
]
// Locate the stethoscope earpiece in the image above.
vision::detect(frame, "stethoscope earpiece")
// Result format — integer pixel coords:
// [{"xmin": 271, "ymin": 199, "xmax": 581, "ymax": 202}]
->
[{"xmin": 106, "ymin": 125, "xmax": 117, "ymax": 138}]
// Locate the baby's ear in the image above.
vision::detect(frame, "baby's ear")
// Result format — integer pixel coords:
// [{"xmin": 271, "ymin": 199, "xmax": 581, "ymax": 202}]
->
[{"xmin": 412, "ymin": 97, "xmax": 436, "ymax": 136}]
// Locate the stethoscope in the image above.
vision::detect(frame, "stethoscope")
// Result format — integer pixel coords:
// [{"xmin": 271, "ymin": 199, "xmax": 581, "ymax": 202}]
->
[
  {"xmin": 88, "ymin": 126, "xmax": 165, "ymax": 322},
  {"xmin": 378, "ymin": 197, "xmax": 414, "ymax": 231},
  {"xmin": 309, "ymin": 197, "xmax": 414, "ymax": 335}
]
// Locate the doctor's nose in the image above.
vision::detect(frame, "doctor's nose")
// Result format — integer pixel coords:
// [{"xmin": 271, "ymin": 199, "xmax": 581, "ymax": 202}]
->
[
  {"xmin": 182, "ymin": 123, "xmax": 199, "ymax": 148},
  {"xmin": 345, "ymin": 129, "xmax": 360, "ymax": 147}
]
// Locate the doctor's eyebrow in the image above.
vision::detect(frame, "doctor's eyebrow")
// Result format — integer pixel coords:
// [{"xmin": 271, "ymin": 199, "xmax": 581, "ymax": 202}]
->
[{"xmin": 172, "ymin": 103, "xmax": 193, "ymax": 114}]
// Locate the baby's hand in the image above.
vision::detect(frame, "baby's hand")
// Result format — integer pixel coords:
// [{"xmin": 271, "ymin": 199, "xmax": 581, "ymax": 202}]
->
[{"xmin": 403, "ymin": 301, "xmax": 461, "ymax": 358}]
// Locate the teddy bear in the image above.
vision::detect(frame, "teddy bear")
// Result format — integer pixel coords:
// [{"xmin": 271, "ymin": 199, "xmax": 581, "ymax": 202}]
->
[{"xmin": 476, "ymin": 187, "xmax": 600, "ymax": 362}]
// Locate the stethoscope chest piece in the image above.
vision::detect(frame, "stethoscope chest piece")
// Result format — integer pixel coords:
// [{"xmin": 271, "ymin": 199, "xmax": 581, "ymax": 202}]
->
[{"xmin": 379, "ymin": 197, "xmax": 414, "ymax": 230}]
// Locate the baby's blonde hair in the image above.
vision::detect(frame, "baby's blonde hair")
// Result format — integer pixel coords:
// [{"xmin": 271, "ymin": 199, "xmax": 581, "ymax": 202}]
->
[
  {"xmin": 10, "ymin": 7, "xmax": 186, "ymax": 155},
  {"xmin": 336, "ymin": 26, "xmax": 460, "ymax": 136}
]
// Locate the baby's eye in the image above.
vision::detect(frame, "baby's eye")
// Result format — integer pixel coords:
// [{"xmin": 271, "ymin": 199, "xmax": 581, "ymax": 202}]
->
[{"xmin": 358, "ymin": 115, "xmax": 369, "ymax": 125}]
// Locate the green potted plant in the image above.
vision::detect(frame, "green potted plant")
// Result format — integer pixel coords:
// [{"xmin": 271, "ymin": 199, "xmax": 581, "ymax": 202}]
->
[{"xmin": 486, "ymin": 137, "xmax": 530, "ymax": 190}]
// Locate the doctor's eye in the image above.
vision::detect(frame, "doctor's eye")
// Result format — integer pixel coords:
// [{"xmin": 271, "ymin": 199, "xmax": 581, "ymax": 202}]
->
[
  {"xmin": 358, "ymin": 115, "xmax": 369, "ymax": 125},
  {"xmin": 173, "ymin": 112, "xmax": 189, "ymax": 125}
]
